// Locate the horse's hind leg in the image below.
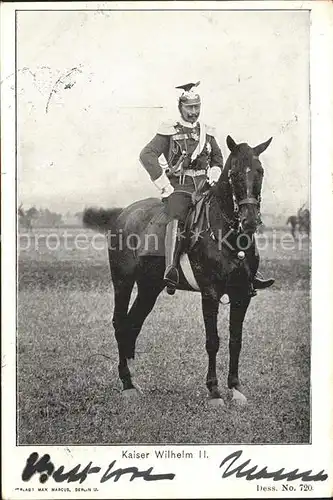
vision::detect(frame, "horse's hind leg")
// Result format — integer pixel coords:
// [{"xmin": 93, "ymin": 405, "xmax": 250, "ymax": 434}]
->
[
  {"xmin": 228, "ymin": 296, "xmax": 250, "ymax": 404},
  {"xmin": 112, "ymin": 270, "xmax": 136, "ymax": 390},
  {"xmin": 123, "ymin": 274, "xmax": 164, "ymax": 391}
]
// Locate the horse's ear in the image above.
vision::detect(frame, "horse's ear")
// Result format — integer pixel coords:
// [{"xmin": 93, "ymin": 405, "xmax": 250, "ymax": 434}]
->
[
  {"xmin": 226, "ymin": 135, "xmax": 237, "ymax": 152},
  {"xmin": 253, "ymin": 137, "xmax": 273, "ymax": 156}
]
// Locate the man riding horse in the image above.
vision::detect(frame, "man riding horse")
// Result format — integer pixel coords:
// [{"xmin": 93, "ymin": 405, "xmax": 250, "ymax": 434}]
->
[{"xmin": 140, "ymin": 81, "xmax": 274, "ymax": 295}]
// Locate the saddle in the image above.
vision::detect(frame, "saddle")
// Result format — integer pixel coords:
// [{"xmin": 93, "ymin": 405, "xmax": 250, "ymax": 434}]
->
[{"xmin": 137, "ymin": 191, "xmax": 209, "ymax": 258}]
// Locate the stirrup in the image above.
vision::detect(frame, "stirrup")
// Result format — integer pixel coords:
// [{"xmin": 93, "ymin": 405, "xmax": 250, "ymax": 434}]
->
[
  {"xmin": 164, "ymin": 265, "xmax": 179, "ymax": 295},
  {"xmin": 164, "ymin": 266, "xmax": 179, "ymax": 285}
]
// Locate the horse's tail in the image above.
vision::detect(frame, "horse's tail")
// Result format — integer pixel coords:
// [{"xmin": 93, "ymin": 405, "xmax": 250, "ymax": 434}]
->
[{"xmin": 82, "ymin": 207, "xmax": 123, "ymax": 233}]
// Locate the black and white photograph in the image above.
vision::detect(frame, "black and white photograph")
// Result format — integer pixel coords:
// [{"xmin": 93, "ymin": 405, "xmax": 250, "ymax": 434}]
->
[{"xmin": 1, "ymin": 2, "xmax": 333, "ymax": 499}]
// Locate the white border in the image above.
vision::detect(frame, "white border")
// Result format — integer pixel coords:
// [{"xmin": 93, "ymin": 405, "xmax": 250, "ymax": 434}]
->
[
  {"xmin": 309, "ymin": 1, "xmax": 333, "ymax": 452},
  {"xmin": 2, "ymin": 2, "xmax": 333, "ymax": 499}
]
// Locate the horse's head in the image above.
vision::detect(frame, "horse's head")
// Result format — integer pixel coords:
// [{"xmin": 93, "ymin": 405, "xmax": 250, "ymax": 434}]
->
[{"xmin": 224, "ymin": 135, "xmax": 272, "ymax": 234}]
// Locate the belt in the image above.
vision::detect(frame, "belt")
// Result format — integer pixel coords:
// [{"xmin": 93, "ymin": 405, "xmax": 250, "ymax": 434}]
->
[{"xmin": 174, "ymin": 169, "xmax": 206, "ymax": 177}]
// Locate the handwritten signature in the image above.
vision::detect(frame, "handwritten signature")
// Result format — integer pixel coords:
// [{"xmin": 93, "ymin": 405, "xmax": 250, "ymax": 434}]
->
[
  {"xmin": 22, "ymin": 453, "xmax": 175, "ymax": 484},
  {"xmin": 21, "ymin": 450, "xmax": 328, "ymax": 485},
  {"xmin": 220, "ymin": 450, "xmax": 328, "ymax": 482}
]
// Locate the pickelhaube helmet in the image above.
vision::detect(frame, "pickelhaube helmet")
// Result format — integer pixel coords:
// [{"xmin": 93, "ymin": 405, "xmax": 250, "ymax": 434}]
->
[{"xmin": 176, "ymin": 81, "xmax": 201, "ymax": 106}]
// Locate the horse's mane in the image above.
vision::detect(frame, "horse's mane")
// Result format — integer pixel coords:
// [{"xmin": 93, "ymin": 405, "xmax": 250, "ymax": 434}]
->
[{"xmin": 212, "ymin": 155, "xmax": 233, "ymax": 208}]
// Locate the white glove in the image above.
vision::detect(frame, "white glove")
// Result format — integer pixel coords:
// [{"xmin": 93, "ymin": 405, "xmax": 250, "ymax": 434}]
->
[
  {"xmin": 208, "ymin": 166, "xmax": 221, "ymax": 185},
  {"xmin": 153, "ymin": 172, "xmax": 175, "ymax": 198},
  {"xmin": 161, "ymin": 183, "xmax": 174, "ymax": 198}
]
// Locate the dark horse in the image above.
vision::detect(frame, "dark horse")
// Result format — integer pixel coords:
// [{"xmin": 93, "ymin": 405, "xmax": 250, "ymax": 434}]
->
[
  {"xmin": 83, "ymin": 135, "xmax": 272, "ymax": 406},
  {"xmin": 298, "ymin": 207, "xmax": 310, "ymax": 236},
  {"xmin": 286, "ymin": 215, "xmax": 298, "ymax": 239},
  {"xmin": 287, "ymin": 206, "xmax": 310, "ymax": 239}
]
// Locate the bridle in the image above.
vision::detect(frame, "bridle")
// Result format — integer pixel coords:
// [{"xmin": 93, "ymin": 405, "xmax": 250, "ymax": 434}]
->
[
  {"xmin": 228, "ymin": 154, "xmax": 261, "ymax": 212},
  {"xmin": 238, "ymin": 196, "xmax": 260, "ymax": 206},
  {"xmin": 202, "ymin": 153, "xmax": 263, "ymax": 245}
]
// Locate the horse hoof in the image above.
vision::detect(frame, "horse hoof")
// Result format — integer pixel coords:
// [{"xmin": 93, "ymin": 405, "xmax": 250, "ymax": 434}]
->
[
  {"xmin": 208, "ymin": 397, "xmax": 225, "ymax": 408},
  {"xmin": 122, "ymin": 388, "xmax": 140, "ymax": 399},
  {"xmin": 127, "ymin": 358, "xmax": 136, "ymax": 376},
  {"xmin": 231, "ymin": 388, "xmax": 247, "ymax": 405},
  {"xmin": 132, "ymin": 381, "xmax": 143, "ymax": 394},
  {"xmin": 126, "ymin": 359, "xmax": 143, "ymax": 393}
]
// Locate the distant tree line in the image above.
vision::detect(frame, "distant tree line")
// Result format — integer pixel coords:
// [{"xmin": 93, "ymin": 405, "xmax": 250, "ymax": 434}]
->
[{"xmin": 18, "ymin": 204, "xmax": 83, "ymax": 229}]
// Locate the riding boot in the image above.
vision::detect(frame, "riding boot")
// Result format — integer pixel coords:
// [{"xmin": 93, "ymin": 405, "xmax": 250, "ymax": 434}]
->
[
  {"xmin": 251, "ymin": 239, "xmax": 275, "ymax": 293},
  {"xmin": 253, "ymin": 272, "xmax": 275, "ymax": 290},
  {"xmin": 164, "ymin": 219, "xmax": 182, "ymax": 295}
]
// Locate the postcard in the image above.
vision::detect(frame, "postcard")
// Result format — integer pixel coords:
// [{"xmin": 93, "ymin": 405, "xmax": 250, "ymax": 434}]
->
[{"xmin": 1, "ymin": 1, "xmax": 332, "ymax": 498}]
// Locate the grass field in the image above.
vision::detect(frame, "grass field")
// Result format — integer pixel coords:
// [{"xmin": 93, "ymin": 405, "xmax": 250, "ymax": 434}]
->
[{"xmin": 17, "ymin": 228, "xmax": 311, "ymax": 445}]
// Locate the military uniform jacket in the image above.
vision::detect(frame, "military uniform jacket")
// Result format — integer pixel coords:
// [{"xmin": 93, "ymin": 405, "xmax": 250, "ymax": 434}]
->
[{"xmin": 139, "ymin": 120, "xmax": 224, "ymax": 181}]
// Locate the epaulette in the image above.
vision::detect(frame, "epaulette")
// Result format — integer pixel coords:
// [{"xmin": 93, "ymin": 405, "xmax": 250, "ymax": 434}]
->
[{"xmin": 157, "ymin": 120, "xmax": 178, "ymax": 136}]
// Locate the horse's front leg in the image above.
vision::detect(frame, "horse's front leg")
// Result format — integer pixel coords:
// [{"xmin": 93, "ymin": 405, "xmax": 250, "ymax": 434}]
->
[
  {"xmin": 228, "ymin": 296, "xmax": 251, "ymax": 404},
  {"xmin": 201, "ymin": 294, "xmax": 223, "ymax": 404}
]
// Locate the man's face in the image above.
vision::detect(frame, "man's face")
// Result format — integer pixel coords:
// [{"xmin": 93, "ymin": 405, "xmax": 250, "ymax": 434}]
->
[{"xmin": 180, "ymin": 103, "xmax": 201, "ymax": 124}]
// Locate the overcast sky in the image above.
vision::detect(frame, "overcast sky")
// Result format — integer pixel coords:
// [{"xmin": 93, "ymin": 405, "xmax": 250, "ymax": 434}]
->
[{"xmin": 16, "ymin": 9, "xmax": 310, "ymax": 215}]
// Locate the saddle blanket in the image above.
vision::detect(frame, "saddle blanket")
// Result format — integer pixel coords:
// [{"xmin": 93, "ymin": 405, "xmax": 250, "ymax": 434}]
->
[
  {"xmin": 136, "ymin": 205, "xmax": 202, "ymax": 291},
  {"xmin": 137, "ymin": 196, "xmax": 206, "ymax": 258}
]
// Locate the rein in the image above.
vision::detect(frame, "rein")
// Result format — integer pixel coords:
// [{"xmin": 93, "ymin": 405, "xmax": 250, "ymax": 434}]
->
[
  {"xmin": 204, "ymin": 191, "xmax": 240, "ymax": 245},
  {"xmin": 203, "ymin": 181, "xmax": 260, "ymax": 246},
  {"xmin": 194, "ymin": 152, "xmax": 262, "ymax": 246}
]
